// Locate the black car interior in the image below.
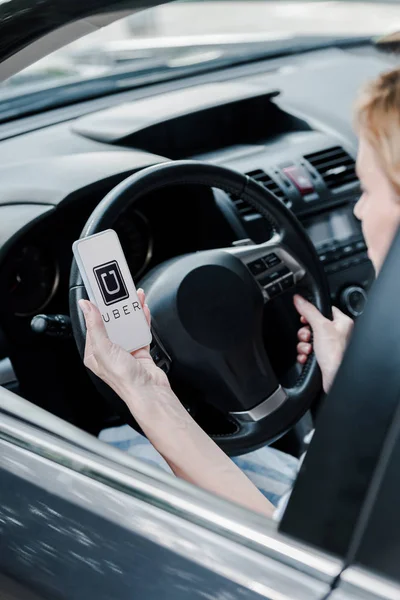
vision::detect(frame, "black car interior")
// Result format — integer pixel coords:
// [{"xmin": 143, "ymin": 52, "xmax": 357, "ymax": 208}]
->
[{"xmin": 0, "ymin": 40, "xmax": 393, "ymax": 456}]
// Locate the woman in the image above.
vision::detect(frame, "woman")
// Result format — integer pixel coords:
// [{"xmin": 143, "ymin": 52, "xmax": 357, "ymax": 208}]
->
[
  {"xmin": 79, "ymin": 67, "xmax": 400, "ymax": 518},
  {"xmin": 295, "ymin": 67, "xmax": 400, "ymax": 387}
]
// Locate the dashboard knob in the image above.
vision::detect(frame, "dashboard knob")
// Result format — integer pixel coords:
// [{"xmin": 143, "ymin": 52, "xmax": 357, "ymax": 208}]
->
[{"xmin": 340, "ymin": 286, "xmax": 367, "ymax": 318}]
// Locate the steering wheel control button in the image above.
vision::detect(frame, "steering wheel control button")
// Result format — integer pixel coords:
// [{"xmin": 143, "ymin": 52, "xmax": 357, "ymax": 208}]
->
[
  {"xmin": 266, "ymin": 283, "xmax": 281, "ymax": 298},
  {"xmin": 260, "ymin": 266, "xmax": 290, "ymax": 286},
  {"xmin": 263, "ymin": 253, "xmax": 281, "ymax": 269},
  {"xmin": 247, "ymin": 259, "xmax": 266, "ymax": 276},
  {"xmin": 280, "ymin": 274, "xmax": 295, "ymax": 290}
]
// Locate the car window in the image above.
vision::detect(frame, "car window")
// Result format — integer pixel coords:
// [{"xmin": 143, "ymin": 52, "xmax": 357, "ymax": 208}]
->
[{"xmin": 1, "ymin": 0, "xmax": 399, "ymax": 104}]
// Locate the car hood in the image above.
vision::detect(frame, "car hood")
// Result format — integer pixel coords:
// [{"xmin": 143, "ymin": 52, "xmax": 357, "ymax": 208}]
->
[{"xmin": 0, "ymin": 0, "xmax": 170, "ymax": 81}]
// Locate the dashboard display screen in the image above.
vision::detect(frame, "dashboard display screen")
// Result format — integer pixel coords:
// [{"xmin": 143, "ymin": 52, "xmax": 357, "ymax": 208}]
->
[{"xmin": 305, "ymin": 205, "xmax": 361, "ymax": 247}]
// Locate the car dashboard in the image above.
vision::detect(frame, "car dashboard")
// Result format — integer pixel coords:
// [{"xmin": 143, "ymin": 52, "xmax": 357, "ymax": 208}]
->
[{"xmin": 0, "ymin": 42, "xmax": 393, "ymax": 428}]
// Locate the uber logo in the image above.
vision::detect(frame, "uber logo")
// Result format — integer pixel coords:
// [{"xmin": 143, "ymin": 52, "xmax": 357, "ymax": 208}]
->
[
  {"xmin": 93, "ymin": 260, "xmax": 129, "ymax": 306},
  {"xmin": 101, "ymin": 301, "xmax": 141, "ymax": 323}
]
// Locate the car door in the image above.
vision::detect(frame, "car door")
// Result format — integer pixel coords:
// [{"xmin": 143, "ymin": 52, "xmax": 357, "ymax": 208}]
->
[{"xmin": 0, "ymin": 386, "xmax": 342, "ymax": 600}]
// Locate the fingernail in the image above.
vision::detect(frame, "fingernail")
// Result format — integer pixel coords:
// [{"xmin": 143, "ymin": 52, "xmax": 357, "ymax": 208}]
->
[
  {"xmin": 79, "ymin": 299, "xmax": 90, "ymax": 314},
  {"xmin": 137, "ymin": 288, "xmax": 144, "ymax": 294},
  {"xmin": 294, "ymin": 295, "xmax": 304, "ymax": 306}
]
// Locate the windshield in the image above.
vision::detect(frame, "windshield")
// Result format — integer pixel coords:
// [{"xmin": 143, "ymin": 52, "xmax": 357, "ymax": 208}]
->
[{"xmin": 1, "ymin": 1, "xmax": 400, "ymax": 103}]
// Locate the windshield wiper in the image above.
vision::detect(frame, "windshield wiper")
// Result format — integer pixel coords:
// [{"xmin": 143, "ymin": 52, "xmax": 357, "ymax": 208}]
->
[{"xmin": 0, "ymin": 34, "xmax": 371, "ymax": 123}]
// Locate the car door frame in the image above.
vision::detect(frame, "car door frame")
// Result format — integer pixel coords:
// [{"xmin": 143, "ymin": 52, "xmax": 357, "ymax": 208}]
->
[
  {"xmin": 333, "ymin": 389, "xmax": 400, "ymax": 594},
  {"xmin": 332, "ymin": 567, "xmax": 400, "ymax": 600}
]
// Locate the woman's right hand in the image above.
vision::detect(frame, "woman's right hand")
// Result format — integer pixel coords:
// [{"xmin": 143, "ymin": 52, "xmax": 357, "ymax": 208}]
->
[
  {"xmin": 293, "ymin": 295, "xmax": 354, "ymax": 393},
  {"xmin": 79, "ymin": 289, "xmax": 171, "ymax": 403}
]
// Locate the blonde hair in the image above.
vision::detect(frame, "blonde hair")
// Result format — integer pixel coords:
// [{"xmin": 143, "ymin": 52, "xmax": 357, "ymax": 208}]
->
[{"xmin": 355, "ymin": 67, "xmax": 400, "ymax": 193}]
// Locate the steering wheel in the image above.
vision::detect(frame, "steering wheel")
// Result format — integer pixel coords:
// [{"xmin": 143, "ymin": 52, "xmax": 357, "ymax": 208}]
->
[{"xmin": 69, "ymin": 161, "xmax": 331, "ymax": 455}]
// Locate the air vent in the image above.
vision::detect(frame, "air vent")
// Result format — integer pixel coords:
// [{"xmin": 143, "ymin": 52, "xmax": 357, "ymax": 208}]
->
[
  {"xmin": 229, "ymin": 169, "xmax": 290, "ymax": 220},
  {"xmin": 230, "ymin": 196, "xmax": 261, "ymax": 219},
  {"xmin": 304, "ymin": 146, "xmax": 358, "ymax": 191},
  {"xmin": 246, "ymin": 169, "xmax": 290, "ymax": 206}
]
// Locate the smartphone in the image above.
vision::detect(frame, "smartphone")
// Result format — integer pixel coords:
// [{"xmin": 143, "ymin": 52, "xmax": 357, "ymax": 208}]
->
[{"xmin": 72, "ymin": 229, "xmax": 152, "ymax": 352}]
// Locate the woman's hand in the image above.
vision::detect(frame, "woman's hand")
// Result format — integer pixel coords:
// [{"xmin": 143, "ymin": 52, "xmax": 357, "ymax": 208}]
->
[
  {"xmin": 293, "ymin": 295, "xmax": 354, "ymax": 393},
  {"xmin": 79, "ymin": 290, "xmax": 170, "ymax": 401}
]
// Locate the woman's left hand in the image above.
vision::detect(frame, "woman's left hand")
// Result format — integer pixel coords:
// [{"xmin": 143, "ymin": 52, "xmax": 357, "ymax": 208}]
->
[
  {"xmin": 79, "ymin": 289, "xmax": 170, "ymax": 400},
  {"xmin": 294, "ymin": 295, "xmax": 353, "ymax": 393}
]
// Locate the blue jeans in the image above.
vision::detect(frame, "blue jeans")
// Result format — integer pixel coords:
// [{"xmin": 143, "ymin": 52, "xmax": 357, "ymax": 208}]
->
[{"xmin": 100, "ymin": 425, "xmax": 299, "ymax": 507}]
